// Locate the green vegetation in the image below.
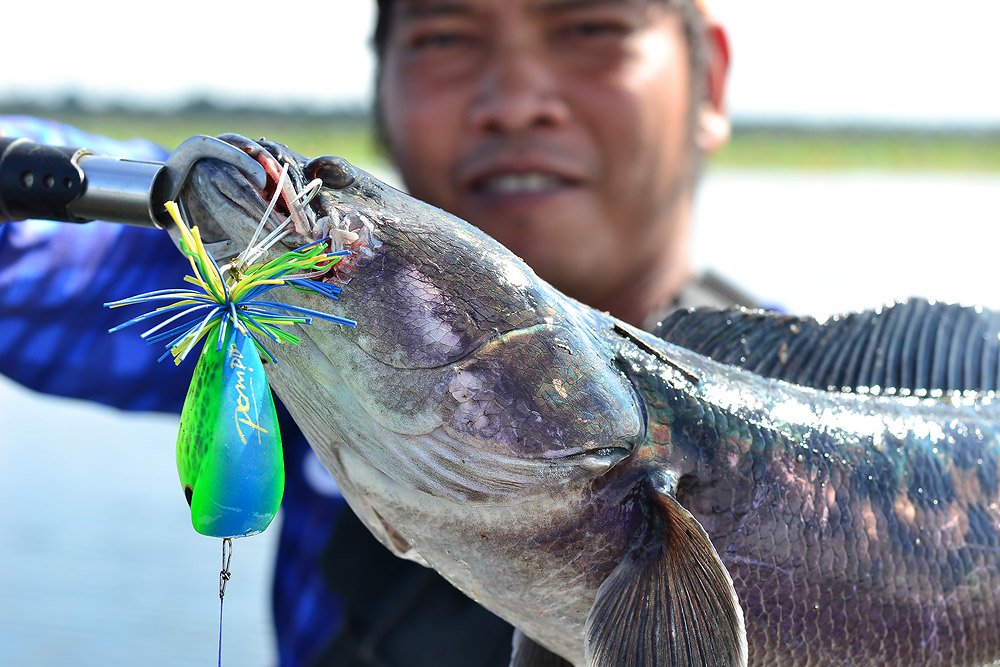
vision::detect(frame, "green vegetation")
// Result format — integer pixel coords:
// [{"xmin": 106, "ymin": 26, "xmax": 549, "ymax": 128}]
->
[
  {"xmin": 8, "ymin": 111, "xmax": 1000, "ymax": 173},
  {"xmin": 713, "ymin": 127, "xmax": 1000, "ymax": 172},
  {"xmin": 29, "ymin": 111, "xmax": 388, "ymax": 169}
]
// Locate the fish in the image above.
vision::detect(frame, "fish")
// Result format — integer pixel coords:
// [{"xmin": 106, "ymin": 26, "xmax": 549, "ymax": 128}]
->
[{"xmin": 175, "ymin": 134, "xmax": 1000, "ymax": 666}]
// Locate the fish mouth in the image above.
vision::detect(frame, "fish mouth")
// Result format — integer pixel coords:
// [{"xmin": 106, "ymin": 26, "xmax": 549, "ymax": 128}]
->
[
  {"xmin": 180, "ymin": 135, "xmax": 368, "ymax": 278},
  {"xmin": 207, "ymin": 135, "xmax": 322, "ymax": 240}
]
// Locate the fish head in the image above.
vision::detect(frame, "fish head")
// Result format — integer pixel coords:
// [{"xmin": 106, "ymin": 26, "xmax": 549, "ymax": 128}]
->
[{"xmin": 177, "ymin": 136, "xmax": 645, "ymax": 559}]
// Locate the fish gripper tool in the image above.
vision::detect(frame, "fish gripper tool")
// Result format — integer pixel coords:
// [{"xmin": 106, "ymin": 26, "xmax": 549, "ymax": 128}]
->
[{"xmin": 0, "ymin": 135, "xmax": 267, "ymax": 229}]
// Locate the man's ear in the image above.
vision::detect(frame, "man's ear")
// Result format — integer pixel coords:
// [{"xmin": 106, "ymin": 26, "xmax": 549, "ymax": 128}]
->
[{"xmin": 697, "ymin": 21, "xmax": 731, "ymax": 154}]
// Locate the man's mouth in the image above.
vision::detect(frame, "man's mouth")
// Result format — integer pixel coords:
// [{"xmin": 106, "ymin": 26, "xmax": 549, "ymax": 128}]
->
[
  {"xmin": 454, "ymin": 143, "xmax": 592, "ymax": 211},
  {"xmin": 474, "ymin": 171, "xmax": 575, "ymax": 195}
]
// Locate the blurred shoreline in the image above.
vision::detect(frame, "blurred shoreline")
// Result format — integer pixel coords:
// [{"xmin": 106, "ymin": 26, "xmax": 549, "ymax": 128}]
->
[{"xmin": 1, "ymin": 106, "xmax": 999, "ymax": 173}]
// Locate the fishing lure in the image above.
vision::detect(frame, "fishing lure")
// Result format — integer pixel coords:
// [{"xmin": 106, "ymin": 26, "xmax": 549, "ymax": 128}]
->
[{"xmin": 107, "ymin": 184, "xmax": 354, "ymax": 539}]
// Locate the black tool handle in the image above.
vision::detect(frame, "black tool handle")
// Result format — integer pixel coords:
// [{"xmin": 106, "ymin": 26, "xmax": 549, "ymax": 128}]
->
[{"xmin": 0, "ymin": 137, "xmax": 87, "ymax": 223}]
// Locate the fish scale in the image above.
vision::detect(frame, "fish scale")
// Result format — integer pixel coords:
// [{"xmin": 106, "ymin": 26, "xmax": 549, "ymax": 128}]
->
[{"xmin": 613, "ymin": 331, "xmax": 1000, "ymax": 665}]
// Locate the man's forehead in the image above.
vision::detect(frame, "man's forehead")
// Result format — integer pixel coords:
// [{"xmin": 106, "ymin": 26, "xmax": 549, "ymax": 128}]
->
[{"xmin": 393, "ymin": 0, "xmax": 656, "ymax": 17}]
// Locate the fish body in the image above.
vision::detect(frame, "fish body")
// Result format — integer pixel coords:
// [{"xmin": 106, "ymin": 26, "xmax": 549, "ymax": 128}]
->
[{"xmin": 178, "ymin": 138, "xmax": 1000, "ymax": 666}]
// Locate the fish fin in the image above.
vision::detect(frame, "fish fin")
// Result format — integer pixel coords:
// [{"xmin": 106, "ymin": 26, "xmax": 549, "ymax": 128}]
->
[
  {"xmin": 655, "ymin": 299, "xmax": 1000, "ymax": 393},
  {"xmin": 509, "ymin": 629, "xmax": 573, "ymax": 667},
  {"xmin": 584, "ymin": 486, "xmax": 747, "ymax": 667}
]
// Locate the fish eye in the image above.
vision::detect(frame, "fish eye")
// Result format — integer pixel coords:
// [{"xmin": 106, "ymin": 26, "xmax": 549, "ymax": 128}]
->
[
  {"xmin": 184, "ymin": 485, "xmax": 194, "ymax": 507},
  {"xmin": 305, "ymin": 156, "xmax": 358, "ymax": 190}
]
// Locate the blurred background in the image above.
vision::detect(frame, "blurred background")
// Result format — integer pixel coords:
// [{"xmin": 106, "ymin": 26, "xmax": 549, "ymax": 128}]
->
[{"xmin": 1, "ymin": 1, "xmax": 998, "ymax": 665}]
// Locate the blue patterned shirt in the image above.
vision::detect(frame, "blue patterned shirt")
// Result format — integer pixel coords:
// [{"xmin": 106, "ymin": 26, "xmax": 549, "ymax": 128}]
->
[{"xmin": 0, "ymin": 116, "xmax": 348, "ymax": 666}]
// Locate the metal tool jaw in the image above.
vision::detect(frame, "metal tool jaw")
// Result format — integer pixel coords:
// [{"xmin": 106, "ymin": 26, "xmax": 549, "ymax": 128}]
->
[{"xmin": 152, "ymin": 135, "xmax": 267, "ymax": 226}]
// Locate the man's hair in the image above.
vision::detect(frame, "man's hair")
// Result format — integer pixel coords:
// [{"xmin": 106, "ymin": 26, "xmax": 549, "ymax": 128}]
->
[{"xmin": 372, "ymin": 0, "xmax": 711, "ymax": 171}]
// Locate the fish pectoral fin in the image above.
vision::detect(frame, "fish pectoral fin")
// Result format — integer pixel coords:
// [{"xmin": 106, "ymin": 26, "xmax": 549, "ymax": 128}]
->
[
  {"xmin": 584, "ymin": 488, "xmax": 748, "ymax": 667},
  {"xmin": 509, "ymin": 629, "xmax": 573, "ymax": 667}
]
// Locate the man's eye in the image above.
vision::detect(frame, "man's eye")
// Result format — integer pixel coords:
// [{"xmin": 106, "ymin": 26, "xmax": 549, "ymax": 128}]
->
[
  {"xmin": 563, "ymin": 21, "xmax": 629, "ymax": 39},
  {"xmin": 410, "ymin": 31, "xmax": 473, "ymax": 51}
]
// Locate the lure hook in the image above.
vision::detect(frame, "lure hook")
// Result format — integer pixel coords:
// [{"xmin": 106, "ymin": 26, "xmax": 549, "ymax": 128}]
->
[{"xmin": 219, "ymin": 537, "xmax": 233, "ymax": 600}]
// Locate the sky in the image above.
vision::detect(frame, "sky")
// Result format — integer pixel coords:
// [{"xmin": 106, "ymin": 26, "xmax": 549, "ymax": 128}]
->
[{"xmin": 3, "ymin": 1, "xmax": 1000, "ymax": 124}]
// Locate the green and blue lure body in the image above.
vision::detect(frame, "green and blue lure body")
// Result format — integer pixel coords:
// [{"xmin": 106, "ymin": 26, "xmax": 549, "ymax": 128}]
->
[
  {"xmin": 107, "ymin": 200, "xmax": 354, "ymax": 539},
  {"xmin": 177, "ymin": 325, "xmax": 283, "ymax": 537}
]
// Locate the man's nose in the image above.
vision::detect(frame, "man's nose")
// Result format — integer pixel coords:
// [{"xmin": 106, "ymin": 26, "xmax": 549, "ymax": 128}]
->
[{"xmin": 467, "ymin": 49, "xmax": 570, "ymax": 134}]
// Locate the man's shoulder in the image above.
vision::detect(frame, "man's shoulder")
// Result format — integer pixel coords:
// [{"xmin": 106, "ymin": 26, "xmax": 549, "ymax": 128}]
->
[
  {"xmin": 672, "ymin": 270, "xmax": 762, "ymax": 311},
  {"xmin": 643, "ymin": 270, "xmax": 765, "ymax": 331}
]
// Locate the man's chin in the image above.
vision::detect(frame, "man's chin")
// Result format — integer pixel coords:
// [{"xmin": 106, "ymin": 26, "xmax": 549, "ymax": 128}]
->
[
  {"xmin": 480, "ymin": 222, "xmax": 599, "ymax": 267},
  {"xmin": 506, "ymin": 237, "xmax": 608, "ymax": 293}
]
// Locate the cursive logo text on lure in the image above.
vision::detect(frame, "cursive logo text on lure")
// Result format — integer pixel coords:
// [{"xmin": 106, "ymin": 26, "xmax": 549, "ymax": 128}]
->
[{"xmin": 229, "ymin": 344, "xmax": 268, "ymax": 445}]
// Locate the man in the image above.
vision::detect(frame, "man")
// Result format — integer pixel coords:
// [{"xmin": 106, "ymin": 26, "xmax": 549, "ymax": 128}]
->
[
  {"xmin": 0, "ymin": 1, "xmax": 747, "ymax": 664},
  {"xmin": 310, "ymin": 4, "xmax": 744, "ymax": 664},
  {"xmin": 375, "ymin": 0, "xmax": 734, "ymax": 329}
]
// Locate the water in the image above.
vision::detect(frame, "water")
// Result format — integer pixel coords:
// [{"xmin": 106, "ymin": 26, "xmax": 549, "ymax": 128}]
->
[
  {"xmin": 0, "ymin": 169, "xmax": 997, "ymax": 665},
  {"xmin": 693, "ymin": 170, "xmax": 1000, "ymax": 315},
  {"xmin": 0, "ymin": 384, "xmax": 277, "ymax": 665}
]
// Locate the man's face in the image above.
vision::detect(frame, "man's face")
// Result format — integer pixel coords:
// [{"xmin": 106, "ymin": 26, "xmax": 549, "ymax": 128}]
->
[{"xmin": 379, "ymin": 0, "xmax": 699, "ymax": 307}]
